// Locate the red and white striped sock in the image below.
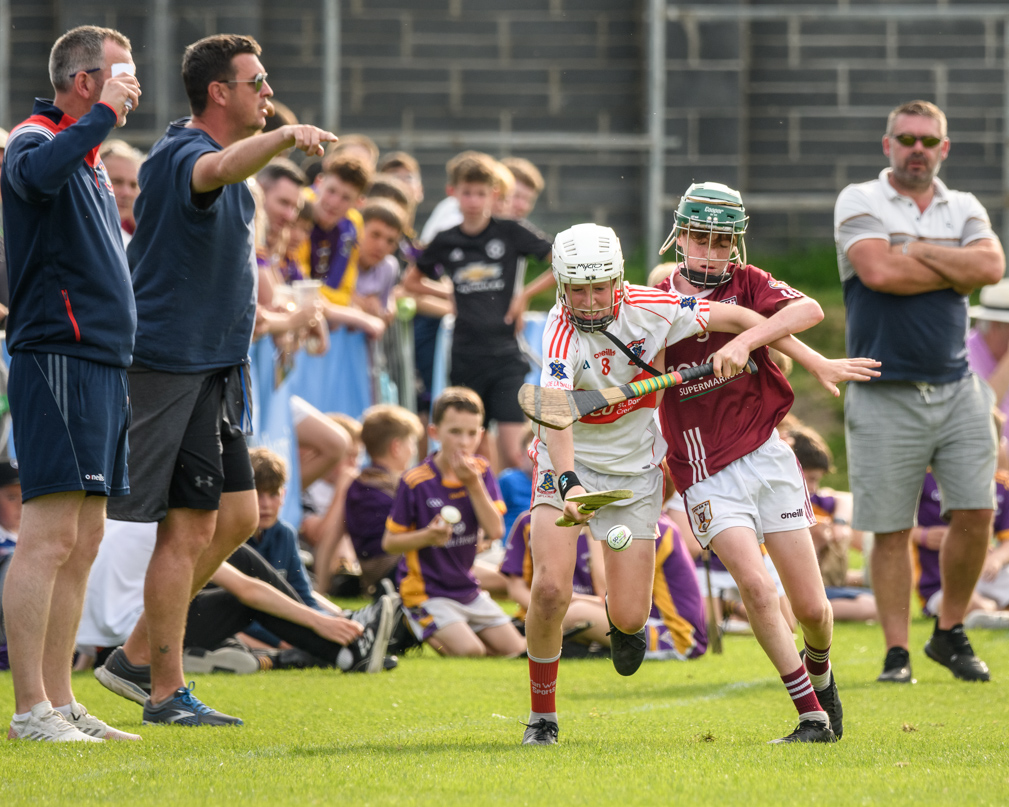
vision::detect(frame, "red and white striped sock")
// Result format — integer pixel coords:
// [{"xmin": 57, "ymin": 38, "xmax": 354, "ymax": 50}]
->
[
  {"xmin": 781, "ymin": 665, "xmax": 827, "ymax": 723},
  {"xmin": 528, "ymin": 651, "xmax": 561, "ymax": 721},
  {"xmin": 803, "ymin": 641, "xmax": 832, "ymax": 690}
]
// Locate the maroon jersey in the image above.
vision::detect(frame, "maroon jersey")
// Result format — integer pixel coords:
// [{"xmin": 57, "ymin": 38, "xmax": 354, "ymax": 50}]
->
[{"xmin": 657, "ymin": 266, "xmax": 800, "ymax": 493}]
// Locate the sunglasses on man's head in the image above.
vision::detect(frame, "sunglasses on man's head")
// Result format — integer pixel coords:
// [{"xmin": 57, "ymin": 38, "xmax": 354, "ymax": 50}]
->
[
  {"xmin": 892, "ymin": 133, "xmax": 942, "ymax": 148},
  {"xmin": 226, "ymin": 72, "xmax": 268, "ymax": 92}
]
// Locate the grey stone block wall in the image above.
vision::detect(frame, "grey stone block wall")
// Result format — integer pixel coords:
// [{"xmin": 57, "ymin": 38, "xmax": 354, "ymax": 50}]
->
[{"xmin": 4, "ymin": 0, "xmax": 1007, "ymax": 253}]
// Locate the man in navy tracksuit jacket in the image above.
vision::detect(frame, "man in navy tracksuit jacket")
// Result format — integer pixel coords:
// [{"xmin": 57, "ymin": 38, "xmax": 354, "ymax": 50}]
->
[{"xmin": 0, "ymin": 25, "xmax": 140, "ymax": 743}]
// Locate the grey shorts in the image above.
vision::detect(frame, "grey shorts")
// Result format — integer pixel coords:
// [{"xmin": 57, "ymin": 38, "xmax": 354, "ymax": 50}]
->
[
  {"xmin": 845, "ymin": 375, "xmax": 997, "ymax": 534},
  {"xmin": 531, "ymin": 460, "xmax": 663, "ymax": 543}
]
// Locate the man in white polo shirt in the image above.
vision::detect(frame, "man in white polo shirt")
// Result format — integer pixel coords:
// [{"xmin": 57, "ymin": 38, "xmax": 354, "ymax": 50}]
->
[{"xmin": 835, "ymin": 99, "xmax": 1005, "ymax": 684}]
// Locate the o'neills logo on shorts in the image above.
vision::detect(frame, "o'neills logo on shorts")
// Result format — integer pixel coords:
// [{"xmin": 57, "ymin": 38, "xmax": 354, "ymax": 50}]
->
[
  {"xmin": 85, "ymin": 473, "xmax": 106, "ymax": 482},
  {"xmin": 780, "ymin": 508, "xmax": 804, "ymax": 519}
]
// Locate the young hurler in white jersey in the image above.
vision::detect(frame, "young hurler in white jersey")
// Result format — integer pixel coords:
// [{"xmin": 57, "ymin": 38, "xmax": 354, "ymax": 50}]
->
[
  {"xmin": 519, "ymin": 223, "xmax": 874, "ymax": 746},
  {"xmin": 656, "ymin": 182, "xmax": 881, "ymax": 743}
]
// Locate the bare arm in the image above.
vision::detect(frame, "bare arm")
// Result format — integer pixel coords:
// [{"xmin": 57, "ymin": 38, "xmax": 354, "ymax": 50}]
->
[
  {"xmin": 705, "ymin": 297, "xmax": 822, "ymax": 377},
  {"xmin": 382, "ymin": 515, "xmax": 453, "ymax": 554},
  {"xmin": 191, "ymin": 125, "xmax": 337, "ymax": 194},
  {"xmin": 321, "ymin": 300, "xmax": 386, "ymax": 339},
  {"xmin": 451, "ymin": 454, "xmax": 505, "ymax": 544},
  {"xmin": 541, "ymin": 426, "xmax": 592, "ymax": 526},
  {"xmin": 906, "ymin": 238, "xmax": 1005, "ymax": 293},
  {"xmin": 846, "ymin": 238, "xmax": 953, "ymax": 295},
  {"xmin": 210, "ymin": 562, "xmax": 362, "ymax": 644},
  {"xmin": 402, "ymin": 265, "xmax": 454, "ymax": 299},
  {"xmin": 505, "ymin": 266, "xmax": 556, "ymax": 328}
]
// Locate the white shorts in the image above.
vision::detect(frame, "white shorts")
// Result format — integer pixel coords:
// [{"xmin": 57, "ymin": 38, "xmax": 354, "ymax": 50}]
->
[
  {"xmin": 682, "ymin": 431, "xmax": 815, "ymax": 549},
  {"xmin": 405, "ymin": 590, "xmax": 512, "ymax": 641},
  {"xmin": 531, "ymin": 458, "xmax": 663, "ymax": 543},
  {"xmin": 694, "ymin": 554, "xmax": 786, "ymax": 599}
]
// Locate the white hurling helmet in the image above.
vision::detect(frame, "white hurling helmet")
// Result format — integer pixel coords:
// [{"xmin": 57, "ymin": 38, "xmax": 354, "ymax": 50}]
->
[{"xmin": 551, "ymin": 223, "xmax": 624, "ymax": 333}]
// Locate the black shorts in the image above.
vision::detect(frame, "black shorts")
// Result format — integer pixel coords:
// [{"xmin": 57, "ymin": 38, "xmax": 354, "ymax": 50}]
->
[
  {"xmin": 450, "ymin": 355, "xmax": 529, "ymax": 426},
  {"xmin": 106, "ymin": 364, "xmax": 254, "ymax": 523}
]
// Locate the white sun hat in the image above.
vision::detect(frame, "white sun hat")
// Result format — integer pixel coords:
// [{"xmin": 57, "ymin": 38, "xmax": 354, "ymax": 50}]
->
[{"xmin": 969, "ymin": 278, "xmax": 1009, "ymax": 323}]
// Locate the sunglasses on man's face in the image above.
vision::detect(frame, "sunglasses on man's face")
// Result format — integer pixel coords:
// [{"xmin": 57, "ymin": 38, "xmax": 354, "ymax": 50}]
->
[
  {"xmin": 226, "ymin": 72, "xmax": 268, "ymax": 92},
  {"xmin": 892, "ymin": 133, "xmax": 942, "ymax": 148}
]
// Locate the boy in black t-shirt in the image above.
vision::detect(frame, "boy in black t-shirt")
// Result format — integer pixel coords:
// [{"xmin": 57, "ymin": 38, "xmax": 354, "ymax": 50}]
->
[{"xmin": 416, "ymin": 153, "xmax": 553, "ymax": 470}]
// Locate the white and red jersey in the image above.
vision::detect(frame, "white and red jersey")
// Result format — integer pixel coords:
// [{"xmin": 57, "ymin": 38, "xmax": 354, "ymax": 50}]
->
[
  {"xmin": 532, "ymin": 282, "xmax": 710, "ymax": 476},
  {"xmin": 657, "ymin": 265, "xmax": 801, "ymax": 493}
]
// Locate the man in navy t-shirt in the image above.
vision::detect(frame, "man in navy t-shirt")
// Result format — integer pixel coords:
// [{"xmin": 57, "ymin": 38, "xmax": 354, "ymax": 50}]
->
[
  {"xmin": 97, "ymin": 33, "xmax": 337, "ymax": 728},
  {"xmin": 1, "ymin": 25, "xmax": 140, "ymax": 744}
]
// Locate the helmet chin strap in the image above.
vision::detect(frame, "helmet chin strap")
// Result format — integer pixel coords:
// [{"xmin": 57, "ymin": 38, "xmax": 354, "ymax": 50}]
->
[{"xmin": 679, "ymin": 263, "xmax": 733, "ymax": 289}]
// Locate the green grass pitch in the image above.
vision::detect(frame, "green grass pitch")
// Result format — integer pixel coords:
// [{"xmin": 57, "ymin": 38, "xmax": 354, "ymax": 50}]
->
[{"xmin": 2, "ymin": 617, "xmax": 1007, "ymax": 805}]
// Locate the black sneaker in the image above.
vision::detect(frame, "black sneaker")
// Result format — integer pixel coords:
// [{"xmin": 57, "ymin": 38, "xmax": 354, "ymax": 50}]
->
[
  {"xmin": 383, "ymin": 655, "xmax": 399, "ymax": 671},
  {"xmin": 798, "ymin": 650, "xmax": 844, "ymax": 740},
  {"xmin": 142, "ymin": 682, "xmax": 243, "ymax": 727},
  {"xmin": 344, "ymin": 594, "xmax": 396, "ymax": 673},
  {"xmin": 815, "ymin": 673, "xmax": 844, "ymax": 741},
  {"xmin": 877, "ymin": 646, "xmax": 915, "ymax": 684},
  {"xmin": 605, "ymin": 601, "xmax": 646, "ymax": 677},
  {"xmin": 924, "ymin": 623, "xmax": 991, "ymax": 682},
  {"xmin": 769, "ymin": 719, "xmax": 836, "ymax": 744},
  {"xmin": 94, "ymin": 647, "xmax": 152, "ymax": 705},
  {"xmin": 521, "ymin": 718, "xmax": 559, "ymax": 745}
]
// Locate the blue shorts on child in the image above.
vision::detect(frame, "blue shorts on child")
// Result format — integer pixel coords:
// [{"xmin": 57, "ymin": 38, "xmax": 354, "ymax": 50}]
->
[{"xmin": 8, "ymin": 350, "xmax": 130, "ymax": 501}]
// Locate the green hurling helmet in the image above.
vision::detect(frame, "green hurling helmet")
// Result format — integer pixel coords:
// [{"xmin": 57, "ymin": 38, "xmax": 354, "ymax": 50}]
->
[{"xmin": 659, "ymin": 181, "xmax": 748, "ymax": 289}]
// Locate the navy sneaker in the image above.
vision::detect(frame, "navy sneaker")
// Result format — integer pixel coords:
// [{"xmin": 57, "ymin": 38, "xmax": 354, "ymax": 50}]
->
[
  {"xmin": 605, "ymin": 601, "xmax": 646, "ymax": 677},
  {"xmin": 521, "ymin": 718, "xmax": 559, "ymax": 746},
  {"xmin": 924, "ymin": 623, "xmax": 990, "ymax": 682},
  {"xmin": 769, "ymin": 719, "xmax": 836, "ymax": 744},
  {"xmin": 142, "ymin": 682, "xmax": 243, "ymax": 727},
  {"xmin": 95, "ymin": 647, "xmax": 151, "ymax": 705}
]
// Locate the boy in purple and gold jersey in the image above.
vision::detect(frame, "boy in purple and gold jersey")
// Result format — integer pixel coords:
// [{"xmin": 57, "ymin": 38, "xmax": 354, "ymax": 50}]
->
[
  {"xmin": 647, "ymin": 515, "xmax": 707, "ymax": 660},
  {"xmin": 383, "ymin": 388, "xmax": 526, "ymax": 657}
]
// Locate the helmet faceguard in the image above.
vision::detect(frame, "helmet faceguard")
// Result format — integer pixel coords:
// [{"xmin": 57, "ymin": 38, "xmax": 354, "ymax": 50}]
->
[
  {"xmin": 552, "ymin": 223, "xmax": 624, "ymax": 333},
  {"xmin": 659, "ymin": 181, "xmax": 748, "ymax": 289}
]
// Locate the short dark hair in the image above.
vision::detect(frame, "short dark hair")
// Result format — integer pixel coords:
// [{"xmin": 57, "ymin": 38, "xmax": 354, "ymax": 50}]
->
[
  {"xmin": 378, "ymin": 150, "xmax": 420, "ymax": 176},
  {"xmin": 321, "ymin": 155, "xmax": 372, "ymax": 194},
  {"xmin": 257, "ymin": 157, "xmax": 307, "ymax": 191},
  {"xmin": 50, "ymin": 26, "xmax": 131, "ymax": 93},
  {"xmin": 362, "ymin": 198, "xmax": 406, "ymax": 234},
  {"xmin": 366, "ymin": 173, "xmax": 412, "ymax": 212},
  {"xmin": 788, "ymin": 426, "xmax": 834, "ymax": 474},
  {"xmin": 432, "ymin": 386, "xmax": 484, "ymax": 425},
  {"xmin": 182, "ymin": 34, "xmax": 262, "ymax": 116}
]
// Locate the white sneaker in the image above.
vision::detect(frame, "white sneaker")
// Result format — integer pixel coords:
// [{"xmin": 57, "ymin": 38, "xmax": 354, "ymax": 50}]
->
[
  {"xmin": 7, "ymin": 701, "xmax": 102, "ymax": 742},
  {"xmin": 963, "ymin": 610, "xmax": 1009, "ymax": 631},
  {"xmin": 65, "ymin": 700, "xmax": 141, "ymax": 741}
]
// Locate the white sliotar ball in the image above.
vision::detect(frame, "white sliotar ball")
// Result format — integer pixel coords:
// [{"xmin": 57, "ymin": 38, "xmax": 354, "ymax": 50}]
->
[
  {"xmin": 605, "ymin": 524, "xmax": 633, "ymax": 551},
  {"xmin": 440, "ymin": 505, "xmax": 462, "ymax": 525}
]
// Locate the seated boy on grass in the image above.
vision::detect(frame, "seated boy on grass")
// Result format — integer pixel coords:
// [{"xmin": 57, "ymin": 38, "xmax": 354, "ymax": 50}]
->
[{"xmin": 382, "ymin": 387, "xmax": 525, "ymax": 657}]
